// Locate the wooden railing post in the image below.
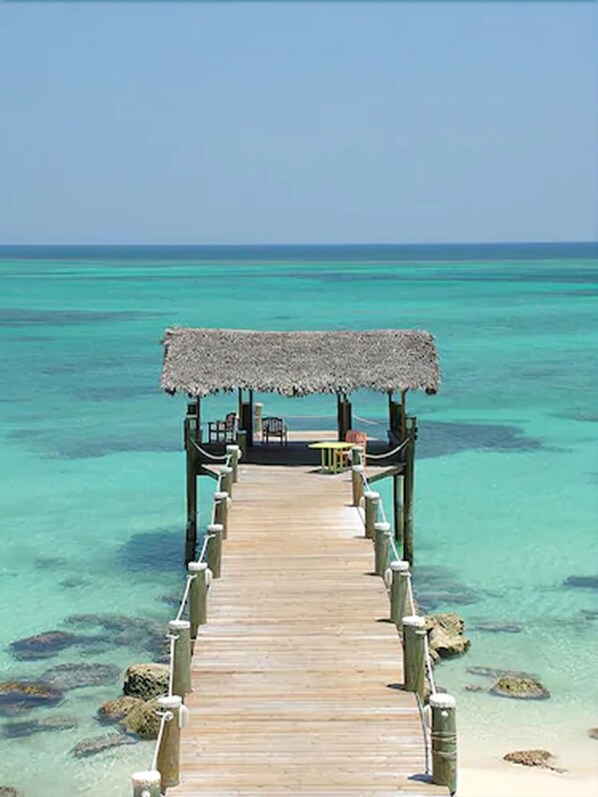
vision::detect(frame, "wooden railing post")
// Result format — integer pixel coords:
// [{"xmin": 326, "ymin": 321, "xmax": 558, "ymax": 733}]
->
[
  {"xmin": 206, "ymin": 523, "xmax": 224, "ymax": 579},
  {"xmin": 363, "ymin": 491, "xmax": 379, "ymax": 539},
  {"xmin": 188, "ymin": 561, "xmax": 210, "ymax": 637},
  {"xmin": 156, "ymin": 695, "xmax": 182, "ymax": 790},
  {"xmin": 214, "ymin": 490, "xmax": 229, "ymax": 539},
  {"xmin": 389, "ymin": 560, "xmax": 411, "ymax": 626},
  {"xmin": 429, "ymin": 693, "xmax": 457, "ymax": 795},
  {"xmin": 131, "ymin": 770, "xmax": 161, "ymax": 797},
  {"xmin": 184, "ymin": 419, "xmax": 198, "ymax": 566},
  {"xmin": 226, "ymin": 444, "xmax": 240, "ymax": 483},
  {"xmin": 168, "ymin": 619, "xmax": 192, "ymax": 697},
  {"xmin": 219, "ymin": 465, "xmax": 234, "ymax": 499},
  {"xmin": 402, "ymin": 416, "xmax": 417, "ymax": 565},
  {"xmin": 402, "ymin": 615, "xmax": 426, "ymax": 699},
  {"xmin": 374, "ymin": 521, "xmax": 390, "ymax": 576},
  {"xmin": 351, "ymin": 464, "xmax": 364, "ymax": 508}
]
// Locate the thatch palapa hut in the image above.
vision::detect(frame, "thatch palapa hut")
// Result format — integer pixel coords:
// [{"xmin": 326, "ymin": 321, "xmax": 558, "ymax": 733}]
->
[{"xmin": 160, "ymin": 327, "xmax": 440, "ymax": 563}]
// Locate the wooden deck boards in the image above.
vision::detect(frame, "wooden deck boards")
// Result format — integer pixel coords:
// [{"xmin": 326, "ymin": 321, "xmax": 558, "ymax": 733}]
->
[{"xmin": 173, "ymin": 465, "xmax": 445, "ymax": 796}]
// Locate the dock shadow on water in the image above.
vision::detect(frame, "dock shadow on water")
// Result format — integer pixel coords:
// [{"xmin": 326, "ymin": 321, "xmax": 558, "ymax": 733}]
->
[{"xmin": 118, "ymin": 526, "xmax": 183, "ymax": 574}]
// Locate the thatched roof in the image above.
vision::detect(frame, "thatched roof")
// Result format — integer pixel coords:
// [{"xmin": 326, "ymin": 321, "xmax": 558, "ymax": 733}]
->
[{"xmin": 160, "ymin": 327, "xmax": 440, "ymax": 398}]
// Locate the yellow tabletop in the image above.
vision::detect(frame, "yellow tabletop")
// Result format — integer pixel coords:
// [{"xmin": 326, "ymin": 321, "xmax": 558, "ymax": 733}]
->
[{"xmin": 308, "ymin": 441, "xmax": 354, "ymax": 473}]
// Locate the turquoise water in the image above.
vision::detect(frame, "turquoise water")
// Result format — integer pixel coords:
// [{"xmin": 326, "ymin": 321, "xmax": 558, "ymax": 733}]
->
[{"xmin": 0, "ymin": 246, "xmax": 597, "ymax": 793}]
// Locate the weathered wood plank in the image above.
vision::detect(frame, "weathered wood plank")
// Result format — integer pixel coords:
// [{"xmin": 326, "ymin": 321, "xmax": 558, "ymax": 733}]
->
[{"xmin": 172, "ymin": 465, "xmax": 445, "ymax": 795}]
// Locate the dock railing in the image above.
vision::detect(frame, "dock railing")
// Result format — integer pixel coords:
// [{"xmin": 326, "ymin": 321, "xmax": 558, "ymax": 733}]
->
[
  {"xmin": 352, "ymin": 445, "xmax": 457, "ymax": 796},
  {"xmin": 131, "ymin": 446, "xmax": 240, "ymax": 796}
]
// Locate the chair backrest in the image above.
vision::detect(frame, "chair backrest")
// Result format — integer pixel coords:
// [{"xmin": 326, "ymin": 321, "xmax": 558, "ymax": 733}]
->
[
  {"xmin": 345, "ymin": 429, "xmax": 367, "ymax": 447},
  {"xmin": 264, "ymin": 417, "xmax": 284, "ymax": 433},
  {"xmin": 225, "ymin": 412, "xmax": 237, "ymax": 430}
]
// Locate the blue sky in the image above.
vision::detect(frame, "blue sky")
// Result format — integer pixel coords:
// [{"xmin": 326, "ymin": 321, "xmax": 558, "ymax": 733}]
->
[{"xmin": 1, "ymin": 2, "xmax": 596, "ymax": 245}]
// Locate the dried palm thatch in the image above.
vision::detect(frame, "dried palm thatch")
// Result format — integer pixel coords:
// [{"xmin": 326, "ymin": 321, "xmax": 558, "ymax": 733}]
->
[{"xmin": 160, "ymin": 327, "xmax": 440, "ymax": 398}]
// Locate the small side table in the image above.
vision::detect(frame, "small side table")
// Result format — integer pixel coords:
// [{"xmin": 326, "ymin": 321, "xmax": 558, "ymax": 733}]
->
[{"xmin": 308, "ymin": 441, "xmax": 354, "ymax": 474}]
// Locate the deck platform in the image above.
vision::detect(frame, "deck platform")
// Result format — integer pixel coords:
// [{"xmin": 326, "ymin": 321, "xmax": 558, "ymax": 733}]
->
[{"xmin": 172, "ymin": 464, "xmax": 446, "ymax": 796}]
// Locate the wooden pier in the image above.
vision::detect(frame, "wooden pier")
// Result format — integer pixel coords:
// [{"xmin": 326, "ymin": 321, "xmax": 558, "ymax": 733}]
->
[{"xmin": 170, "ymin": 464, "xmax": 446, "ymax": 796}]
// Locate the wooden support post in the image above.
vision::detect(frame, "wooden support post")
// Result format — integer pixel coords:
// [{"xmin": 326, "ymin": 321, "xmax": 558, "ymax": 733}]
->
[
  {"xmin": 247, "ymin": 389, "xmax": 254, "ymax": 448},
  {"xmin": 156, "ymin": 695, "xmax": 182, "ymax": 791},
  {"xmin": 206, "ymin": 522, "xmax": 224, "ymax": 579},
  {"xmin": 402, "ymin": 615, "xmax": 426, "ymax": 699},
  {"xmin": 184, "ymin": 425, "xmax": 198, "ymax": 566},
  {"xmin": 236, "ymin": 429, "xmax": 247, "ymax": 459},
  {"xmin": 219, "ymin": 465, "xmax": 233, "ymax": 498},
  {"xmin": 344, "ymin": 396, "xmax": 352, "ymax": 437},
  {"xmin": 402, "ymin": 416, "xmax": 417, "ymax": 566},
  {"xmin": 255, "ymin": 402, "xmax": 263, "ymax": 441},
  {"xmin": 351, "ymin": 463, "xmax": 364, "ymax": 508},
  {"xmin": 168, "ymin": 619, "xmax": 191, "ymax": 697},
  {"xmin": 429, "ymin": 693, "xmax": 457, "ymax": 795},
  {"xmin": 213, "ymin": 490, "xmax": 229, "ymax": 539},
  {"xmin": 226, "ymin": 444, "xmax": 241, "ymax": 483},
  {"xmin": 131, "ymin": 770, "xmax": 161, "ymax": 797},
  {"xmin": 195, "ymin": 397, "xmax": 201, "ymax": 442},
  {"xmin": 336, "ymin": 393, "xmax": 343, "ymax": 441},
  {"xmin": 350, "ymin": 445, "xmax": 363, "ymax": 468},
  {"xmin": 374, "ymin": 521, "xmax": 390, "ymax": 577},
  {"xmin": 392, "ymin": 473, "xmax": 403, "ymax": 547},
  {"xmin": 188, "ymin": 561, "xmax": 209, "ymax": 637},
  {"xmin": 363, "ymin": 490, "xmax": 379, "ymax": 540},
  {"xmin": 389, "ymin": 560, "xmax": 411, "ymax": 625}
]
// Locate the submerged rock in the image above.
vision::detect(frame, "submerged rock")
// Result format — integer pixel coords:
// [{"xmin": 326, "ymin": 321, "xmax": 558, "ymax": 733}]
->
[
  {"xmin": 424, "ymin": 613, "xmax": 471, "ymax": 660},
  {"xmin": 120, "ymin": 699, "xmax": 160, "ymax": 740},
  {"xmin": 464, "ymin": 684, "xmax": 486, "ymax": 693},
  {"xmin": 2, "ymin": 716, "xmax": 78, "ymax": 738},
  {"xmin": 42, "ymin": 662, "xmax": 120, "ymax": 690},
  {"xmin": 588, "ymin": 728, "xmax": 598, "ymax": 740},
  {"xmin": 563, "ymin": 575, "xmax": 598, "ymax": 590},
  {"xmin": 503, "ymin": 749, "xmax": 564, "ymax": 772},
  {"xmin": 71, "ymin": 732, "xmax": 136, "ymax": 758},
  {"xmin": 9, "ymin": 631, "xmax": 78, "ymax": 660},
  {"xmin": 0, "ymin": 788, "xmax": 23, "ymax": 797},
  {"xmin": 97, "ymin": 696, "xmax": 143, "ymax": 724},
  {"xmin": 467, "ymin": 665, "xmax": 538, "ymax": 680},
  {"xmin": 490, "ymin": 675, "xmax": 550, "ymax": 700},
  {"xmin": 582, "ymin": 610, "xmax": 598, "ymax": 620},
  {"xmin": 471, "ymin": 620, "xmax": 523, "ymax": 634},
  {"xmin": 0, "ymin": 681, "xmax": 64, "ymax": 716},
  {"xmin": 123, "ymin": 663, "xmax": 169, "ymax": 700}
]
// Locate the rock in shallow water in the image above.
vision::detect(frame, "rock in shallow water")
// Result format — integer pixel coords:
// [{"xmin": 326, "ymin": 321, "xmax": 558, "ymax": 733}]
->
[
  {"xmin": 490, "ymin": 675, "xmax": 550, "ymax": 700},
  {"xmin": 467, "ymin": 665, "xmax": 539, "ymax": 680},
  {"xmin": 97, "ymin": 696, "xmax": 144, "ymax": 723},
  {"xmin": 424, "ymin": 613, "xmax": 471, "ymax": 660},
  {"xmin": 123, "ymin": 663, "xmax": 169, "ymax": 700},
  {"xmin": 71, "ymin": 733, "xmax": 137, "ymax": 758},
  {"xmin": 42, "ymin": 662, "xmax": 120, "ymax": 690},
  {"xmin": 0, "ymin": 682, "xmax": 64, "ymax": 716},
  {"xmin": 563, "ymin": 575, "xmax": 598, "ymax": 590},
  {"xmin": 471, "ymin": 620, "xmax": 523, "ymax": 634},
  {"xmin": 9, "ymin": 631, "xmax": 78, "ymax": 661},
  {"xmin": 0, "ymin": 787, "xmax": 23, "ymax": 797},
  {"xmin": 2, "ymin": 716, "xmax": 78, "ymax": 738},
  {"xmin": 588, "ymin": 728, "xmax": 598, "ymax": 740},
  {"xmin": 503, "ymin": 749, "xmax": 564, "ymax": 772},
  {"xmin": 120, "ymin": 699, "xmax": 160, "ymax": 740}
]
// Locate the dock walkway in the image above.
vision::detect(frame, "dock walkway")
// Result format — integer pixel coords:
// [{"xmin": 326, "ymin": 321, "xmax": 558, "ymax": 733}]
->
[{"xmin": 172, "ymin": 464, "xmax": 446, "ymax": 796}]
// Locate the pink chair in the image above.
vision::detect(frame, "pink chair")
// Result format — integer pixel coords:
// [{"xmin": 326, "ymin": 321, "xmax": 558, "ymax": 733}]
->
[{"xmin": 344, "ymin": 430, "xmax": 367, "ymax": 465}]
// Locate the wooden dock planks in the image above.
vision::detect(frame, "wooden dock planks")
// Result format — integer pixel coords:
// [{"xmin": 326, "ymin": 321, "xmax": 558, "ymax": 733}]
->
[{"xmin": 172, "ymin": 464, "xmax": 446, "ymax": 796}]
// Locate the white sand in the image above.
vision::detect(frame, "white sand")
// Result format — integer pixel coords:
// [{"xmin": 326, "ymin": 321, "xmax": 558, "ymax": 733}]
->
[{"xmin": 459, "ymin": 765, "xmax": 598, "ymax": 796}]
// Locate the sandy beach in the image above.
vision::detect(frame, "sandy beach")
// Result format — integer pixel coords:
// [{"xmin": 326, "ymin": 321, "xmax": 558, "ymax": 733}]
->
[{"xmin": 460, "ymin": 765, "xmax": 597, "ymax": 797}]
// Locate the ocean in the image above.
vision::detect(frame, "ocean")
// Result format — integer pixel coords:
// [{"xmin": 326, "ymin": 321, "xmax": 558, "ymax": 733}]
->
[{"xmin": 0, "ymin": 244, "xmax": 597, "ymax": 794}]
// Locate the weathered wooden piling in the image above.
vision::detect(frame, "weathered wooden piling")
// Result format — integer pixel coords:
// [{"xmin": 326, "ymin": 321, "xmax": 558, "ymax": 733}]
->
[
  {"xmin": 131, "ymin": 770, "xmax": 161, "ymax": 797},
  {"xmin": 168, "ymin": 619, "xmax": 192, "ymax": 697},
  {"xmin": 254, "ymin": 402, "xmax": 263, "ymax": 440},
  {"xmin": 389, "ymin": 559, "xmax": 411, "ymax": 625},
  {"xmin": 374, "ymin": 521, "xmax": 390, "ymax": 576},
  {"xmin": 226, "ymin": 444, "xmax": 240, "ymax": 483},
  {"xmin": 430, "ymin": 693, "xmax": 457, "ymax": 795},
  {"xmin": 219, "ymin": 465, "xmax": 233, "ymax": 499},
  {"xmin": 184, "ymin": 428, "xmax": 198, "ymax": 565},
  {"xmin": 213, "ymin": 490, "xmax": 229, "ymax": 539},
  {"xmin": 156, "ymin": 695, "xmax": 182, "ymax": 790},
  {"xmin": 188, "ymin": 562, "xmax": 209, "ymax": 637},
  {"xmin": 402, "ymin": 614, "xmax": 426, "ymax": 698},
  {"xmin": 351, "ymin": 463, "xmax": 364, "ymax": 508},
  {"xmin": 363, "ymin": 490, "xmax": 379, "ymax": 539},
  {"xmin": 206, "ymin": 523, "xmax": 224, "ymax": 579},
  {"xmin": 402, "ymin": 416, "xmax": 417, "ymax": 565}
]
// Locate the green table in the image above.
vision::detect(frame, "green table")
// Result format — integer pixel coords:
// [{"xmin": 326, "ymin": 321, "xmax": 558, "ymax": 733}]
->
[{"xmin": 308, "ymin": 441, "xmax": 354, "ymax": 474}]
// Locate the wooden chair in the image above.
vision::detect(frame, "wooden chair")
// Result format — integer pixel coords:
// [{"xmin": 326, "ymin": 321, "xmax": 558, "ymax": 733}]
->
[
  {"xmin": 343, "ymin": 429, "xmax": 367, "ymax": 465},
  {"xmin": 208, "ymin": 412, "xmax": 238, "ymax": 443},
  {"xmin": 262, "ymin": 416, "xmax": 288, "ymax": 445}
]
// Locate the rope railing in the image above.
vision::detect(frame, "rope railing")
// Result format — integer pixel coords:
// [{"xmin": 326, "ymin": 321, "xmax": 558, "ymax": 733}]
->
[
  {"xmin": 133, "ymin": 449, "xmax": 238, "ymax": 795},
  {"xmin": 351, "ymin": 451, "xmax": 457, "ymax": 794},
  {"xmin": 189, "ymin": 437, "xmax": 230, "ymax": 461}
]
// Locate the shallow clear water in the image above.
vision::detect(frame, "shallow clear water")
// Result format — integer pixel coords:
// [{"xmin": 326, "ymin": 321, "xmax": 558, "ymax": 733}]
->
[{"xmin": 0, "ymin": 247, "xmax": 597, "ymax": 793}]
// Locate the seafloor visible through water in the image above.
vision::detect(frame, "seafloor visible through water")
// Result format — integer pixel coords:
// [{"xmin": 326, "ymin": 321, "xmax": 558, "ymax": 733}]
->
[{"xmin": 0, "ymin": 245, "xmax": 596, "ymax": 795}]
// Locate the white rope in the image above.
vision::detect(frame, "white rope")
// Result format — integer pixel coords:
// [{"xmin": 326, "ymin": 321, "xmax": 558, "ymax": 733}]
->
[
  {"xmin": 189, "ymin": 439, "xmax": 229, "ymax": 461},
  {"xmin": 389, "ymin": 534, "xmax": 401, "ymax": 562},
  {"xmin": 378, "ymin": 499, "xmax": 388, "ymax": 526},
  {"xmin": 423, "ymin": 635, "xmax": 437, "ymax": 696},
  {"xmin": 174, "ymin": 575, "xmax": 193, "ymax": 623},
  {"xmin": 352, "ymin": 413, "xmax": 386, "ymax": 427},
  {"xmin": 151, "ymin": 711, "xmax": 171, "ymax": 772},
  {"xmin": 196, "ymin": 533, "xmax": 212, "ymax": 565},
  {"xmin": 364, "ymin": 437, "xmax": 410, "ymax": 460}
]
